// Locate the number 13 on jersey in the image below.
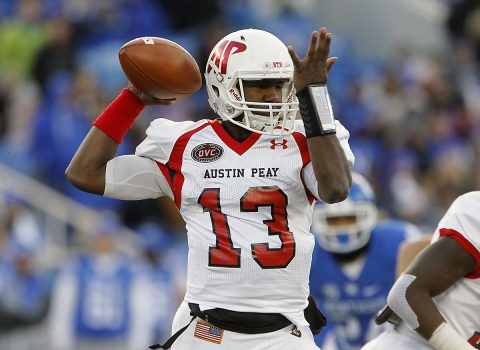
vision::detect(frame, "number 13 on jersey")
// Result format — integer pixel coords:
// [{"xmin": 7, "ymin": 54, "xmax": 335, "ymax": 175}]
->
[{"xmin": 198, "ymin": 186, "xmax": 296, "ymax": 269}]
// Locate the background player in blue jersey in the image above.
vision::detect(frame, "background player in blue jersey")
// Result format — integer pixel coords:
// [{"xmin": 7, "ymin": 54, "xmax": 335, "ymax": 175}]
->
[
  {"xmin": 134, "ymin": 222, "xmax": 185, "ymax": 345},
  {"xmin": 49, "ymin": 213, "xmax": 152, "ymax": 350},
  {"xmin": 309, "ymin": 172, "xmax": 424, "ymax": 350}
]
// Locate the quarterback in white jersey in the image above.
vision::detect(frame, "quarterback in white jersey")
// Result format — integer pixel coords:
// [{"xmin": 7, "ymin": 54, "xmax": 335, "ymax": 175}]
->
[
  {"xmin": 362, "ymin": 192, "xmax": 480, "ymax": 350},
  {"xmin": 130, "ymin": 117, "xmax": 354, "ymax": 324},
  {"xmin": 67, "ymin": 27, "xmax": 353, "ymax": 350}
]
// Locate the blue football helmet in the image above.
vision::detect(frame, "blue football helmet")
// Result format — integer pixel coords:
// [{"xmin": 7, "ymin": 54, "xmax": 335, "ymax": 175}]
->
[{"xmin": 312, "ymin": 172, "xmax": 378, "ymax": 254}]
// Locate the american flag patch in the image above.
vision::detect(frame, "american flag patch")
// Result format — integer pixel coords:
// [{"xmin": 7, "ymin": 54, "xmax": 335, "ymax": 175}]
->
[{"xmin": 194, "ymin": 321, "xmax": 224, "ymax": 344}]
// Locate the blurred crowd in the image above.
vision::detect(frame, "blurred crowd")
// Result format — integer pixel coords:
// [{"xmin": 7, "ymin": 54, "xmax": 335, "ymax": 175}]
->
[
  {"xmin": 1, "ymin": 0, "xmax": 480, "ymax": 349},
  {"xmin": 0, "ymin": 192, "xmax": 186, "ymax": 350}
]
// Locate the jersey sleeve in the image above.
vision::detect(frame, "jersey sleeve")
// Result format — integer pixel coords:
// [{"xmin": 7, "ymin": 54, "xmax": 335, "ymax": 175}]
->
[
  {"xmin": 297, "ymin": 120, "xmax": 355, "ymax": 199},
  {"xmin": 333, "ymin": 120, "xmax": 355, "ymax": 169},
  {"xmin": 434, "ymin": 191, "xmax": 480, "ymax": 277},
  {"xmin": 104, "ymin": 155, "xmax": 173, "ymax": 200},
  {"xmin": 135, "ymin": 118, "xmax": 196, "ymax": 164}
]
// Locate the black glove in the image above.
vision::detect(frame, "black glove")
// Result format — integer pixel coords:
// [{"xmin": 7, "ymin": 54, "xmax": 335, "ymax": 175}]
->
[
  {"xmin": 304, "ymin": 295, "xmax": 327, "ymax": 335},
  {"xmin": 375, "ymin": 305, "xmax": 401, "ymax": 326}
]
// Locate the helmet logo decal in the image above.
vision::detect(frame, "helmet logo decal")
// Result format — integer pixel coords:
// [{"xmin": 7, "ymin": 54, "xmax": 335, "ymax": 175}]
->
[
  {"xmin": 228, "ymin": 88, "xmax": 241, "ymax": 101},
  {"xmin": 208, "ymin": 40, "xmax": 228, "ymax": 74},
  {"xmin": 207, "ymin": 40, "xmax": 247, "ymax": 74}
]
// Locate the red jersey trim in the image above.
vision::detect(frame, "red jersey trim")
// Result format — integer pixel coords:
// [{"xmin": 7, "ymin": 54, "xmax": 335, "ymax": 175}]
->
[
  {"xmin": 156, "ymin": 162, "xmax": 174, "ymax": 193},
  {"xmin": 210, "ymin": 120, "xmax": 261, "ymax": 156},
  {"xmin": 291, "ymin": 132, "xmax": 316, "ymax": 204},
  {"xmin": 168, "ymin": 122, "xmax": 212, "ymax": 209},
  {"xmin": 439, "ymin": 228, "xmax": 480, "ymax": 279}
]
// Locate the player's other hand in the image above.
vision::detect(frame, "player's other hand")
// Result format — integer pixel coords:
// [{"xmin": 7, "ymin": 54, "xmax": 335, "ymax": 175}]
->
[
  {"xmin": 288, "ymin": 27, "xmax": 337, "ymax": 91},
  {"xmin": 127, "ymin": 82, "xmax": 177, "ymax": 106}
]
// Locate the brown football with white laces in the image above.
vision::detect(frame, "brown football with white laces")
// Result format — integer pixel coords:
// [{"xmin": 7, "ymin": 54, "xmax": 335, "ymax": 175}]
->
[{"xmin": 119, "ymin": 37, "xmax": 202, "ymax": 99}]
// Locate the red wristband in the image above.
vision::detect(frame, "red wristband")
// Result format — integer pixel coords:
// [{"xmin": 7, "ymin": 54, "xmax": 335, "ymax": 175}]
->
[{"xmin": 93, "ymin": 88, "xmax": 145, "ymax": 143}]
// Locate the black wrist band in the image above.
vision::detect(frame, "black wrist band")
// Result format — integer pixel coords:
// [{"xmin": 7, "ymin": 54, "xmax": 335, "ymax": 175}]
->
[{"xmin": 296, "ymin": 84, "xmax": 336, "ymax": 138}]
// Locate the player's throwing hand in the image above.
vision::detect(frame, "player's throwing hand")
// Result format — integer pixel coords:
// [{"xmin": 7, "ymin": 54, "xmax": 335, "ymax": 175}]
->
[{"xmin": 127, "ymin": 82, "xmax": 176, "ymax": 106}]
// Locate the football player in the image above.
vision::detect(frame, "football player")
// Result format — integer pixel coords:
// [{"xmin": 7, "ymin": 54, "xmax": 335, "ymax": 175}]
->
[
  {"xmin": 361, "ymin": 192, "xmax": 480, "ymax": 350},
  {"xmin": 310, "ymin": 172, "xmax": 423, "ymax": 350},
  {"xmin": 49, "ymin": 213, "xmax": 150, "ymax": 350},
  {"xmin": 66, "ymin": 27, "xmax": 354, "ymax": 350}
]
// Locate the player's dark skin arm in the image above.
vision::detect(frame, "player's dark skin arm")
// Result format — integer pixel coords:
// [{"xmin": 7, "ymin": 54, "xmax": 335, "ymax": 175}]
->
[
  {"xmin": 402, "ymin": 236, "xmax": 476, "ymax": 339},
  {"xmin": 288, "ymin": 27, "xmax": 351, "ymax": 202},
  {"xmin": 65, "ymin": 128, "xmax": 117, "ymax": 194},
  {"xmin": 306, "ymin": 132, "xmax": 350, "ymax": 203},
  {"xmin": 65, "ymin": 83, "xmax": 174, "ymax": 194}
]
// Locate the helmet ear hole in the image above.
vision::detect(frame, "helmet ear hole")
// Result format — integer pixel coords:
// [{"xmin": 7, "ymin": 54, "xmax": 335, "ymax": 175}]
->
[{"xmin": 212, "ymin": 85, "xmax": 220, "ymax": 98}]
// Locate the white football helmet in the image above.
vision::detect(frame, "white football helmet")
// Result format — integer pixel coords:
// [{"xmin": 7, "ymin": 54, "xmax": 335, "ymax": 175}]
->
[
  {"xmin": 205, "ymin": 29, "xmax": 298, "ymax": 135},
  {"xmin": 312, "ymin": 172, "xmax": 378, "ymax": 254}
]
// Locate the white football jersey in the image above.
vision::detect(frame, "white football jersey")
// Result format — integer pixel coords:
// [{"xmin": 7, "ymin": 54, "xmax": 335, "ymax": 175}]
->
[
  {"xmin": 105, "ymin": 118, "xmax": 354, "ymax": 326},
  {"xmin": 431, "ymin": 191, "xmax": 480, "ymax": 345}
]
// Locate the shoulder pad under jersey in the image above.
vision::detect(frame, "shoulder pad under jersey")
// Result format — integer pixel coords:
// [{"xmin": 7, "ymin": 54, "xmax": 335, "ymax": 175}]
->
[{"xmin": 135, "ymin": 118, "xmax": 208, "ymax": 164}]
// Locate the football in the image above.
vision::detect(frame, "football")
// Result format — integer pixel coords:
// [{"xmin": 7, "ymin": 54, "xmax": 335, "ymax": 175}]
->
[{"xmin": 119, "ymin": 37, "xmax": 202, "ymax": 99}]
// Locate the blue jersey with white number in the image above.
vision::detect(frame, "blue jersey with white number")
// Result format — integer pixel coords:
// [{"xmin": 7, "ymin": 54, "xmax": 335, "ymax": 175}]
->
[
  {"xmin": 310, "ymin": 220, "xmax": 417, "ymax": 350},
  {"xmin": 147, "ymin": 264, "xmax": 177, "ymax": 341},
  {"xmin": 73, "ymin": 254, "xmax": 134, "ymax": 339}
]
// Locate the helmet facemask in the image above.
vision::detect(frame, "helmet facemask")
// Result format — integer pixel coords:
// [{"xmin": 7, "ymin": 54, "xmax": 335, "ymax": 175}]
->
[
  {"xmin": 312, "ymin": 202, "xmax": 378, "ymax": 254},
  {"xmin": 232, "ymin": 74, "xmax": 298, "ymax": 135}
]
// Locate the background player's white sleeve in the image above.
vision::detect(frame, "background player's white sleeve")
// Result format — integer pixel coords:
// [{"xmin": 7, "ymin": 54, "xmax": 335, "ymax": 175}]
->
[
  {"xmin": 104, "ymin": 155, "xmax": 173, "ymax": 200},
  {"xmin": 434, "ymin": 191, "xmax": 480, "ymax": 251},
  {"xmin": 432, "ymin": 192, "xmax": 480, "ymax": 276},
  {"xmin": 302, "ymin": 120, "xmax": 355, "ymax": 199}
]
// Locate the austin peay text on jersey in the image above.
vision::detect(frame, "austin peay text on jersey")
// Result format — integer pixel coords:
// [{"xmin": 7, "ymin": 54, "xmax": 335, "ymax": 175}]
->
[{"xmin": 203, "ymin": 167, "xmax": 280, "ymax": 179}]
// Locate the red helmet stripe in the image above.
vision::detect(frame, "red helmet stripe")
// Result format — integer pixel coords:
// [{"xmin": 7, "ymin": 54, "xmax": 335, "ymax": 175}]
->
[
  {"xmin": 208, "ymin": 39, "xmax": 229, "ymax": 73},
  {"xmin": 220, "ymin": 41, "xmax": 247, "ymax": 74}
]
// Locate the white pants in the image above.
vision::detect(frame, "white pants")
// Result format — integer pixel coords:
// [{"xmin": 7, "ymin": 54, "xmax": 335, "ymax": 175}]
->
[
  {"xmin": 361, "ymin": 328, "xmax": 433, "ymax": 350},
  {"xmin": 171, "ymin": 301, "xmax": 321, "ymax": 350}
]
